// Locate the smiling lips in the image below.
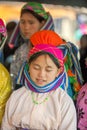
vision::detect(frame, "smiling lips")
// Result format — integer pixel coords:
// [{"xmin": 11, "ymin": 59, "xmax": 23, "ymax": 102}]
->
[{"xmin": 36, "ymin": 78, "xmax": 46, "ymax": 85}]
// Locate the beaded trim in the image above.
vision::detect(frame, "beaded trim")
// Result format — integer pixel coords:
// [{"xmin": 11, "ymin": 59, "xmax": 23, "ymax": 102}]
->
[{"xmin": 31, "ymin": 92, "xmax": 49, "ymax": 105}]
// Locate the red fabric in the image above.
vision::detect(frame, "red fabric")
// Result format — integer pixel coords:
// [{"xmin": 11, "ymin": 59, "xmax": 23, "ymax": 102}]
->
[{"xmin": 30, "ymin": 30, "xmax": 66, "ymax": 46}]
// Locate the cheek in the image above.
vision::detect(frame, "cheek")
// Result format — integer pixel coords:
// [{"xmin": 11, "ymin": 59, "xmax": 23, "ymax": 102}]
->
[
  {"xmin": 29, "ymin": 68, "xmax": 37, "ymax": 78},
  {"xmin": 32, "ymin": 27, "xmax": 39, "ymax": 32},
  {"xmin": 47, "ymin": 72, "xmax": 58, "ymax": 80},
  {"xmin": 19, "ymin": 24, "xmax": 24, "ymax": 32},
  {"xmin": 32, "ymin": 23, "xmax": 42, "ymax": 31}
]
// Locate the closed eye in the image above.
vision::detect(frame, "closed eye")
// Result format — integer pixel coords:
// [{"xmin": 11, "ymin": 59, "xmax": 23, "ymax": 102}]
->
[
  {"xmin": 33, "ymin": 64, "xmax": 40, "ymax": 70},
  {"xmin": 46, "ymin": 66, "xmax": 54, "ymax": 72}
]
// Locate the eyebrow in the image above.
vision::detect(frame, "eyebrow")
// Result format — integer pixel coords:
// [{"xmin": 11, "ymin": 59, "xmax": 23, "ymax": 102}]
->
[{"xmin": 33, "ymin": 63, "xmax": 53, "ymax": 69}]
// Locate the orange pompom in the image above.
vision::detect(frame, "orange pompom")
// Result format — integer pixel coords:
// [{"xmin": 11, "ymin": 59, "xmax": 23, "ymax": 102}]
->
[{"xmin": 30, "ymin": 30, "xmax": 66, "ymax": 46}]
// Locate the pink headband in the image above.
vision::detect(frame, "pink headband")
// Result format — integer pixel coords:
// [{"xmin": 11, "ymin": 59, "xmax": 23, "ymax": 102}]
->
[{"xmin": 28, "ymin": 44, "xmax": 64, "ymax": 68}]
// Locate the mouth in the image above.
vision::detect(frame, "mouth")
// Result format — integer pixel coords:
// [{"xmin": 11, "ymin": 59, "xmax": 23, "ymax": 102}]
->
[
  {"xmin": 36, "ymin": 78, "xmax": 46, "ymax": 86},
  {"xmin": 24, "ymin": 31, "xmax": 31, "ymax": 34}
]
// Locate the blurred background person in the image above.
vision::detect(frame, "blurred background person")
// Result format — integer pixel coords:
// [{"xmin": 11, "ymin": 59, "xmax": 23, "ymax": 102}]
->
[
  {"xmin": 79, "ymin": 34, "xmax": 87, "ymax": 84},
  {"xmin": 3, "ymin": 20, "xmax": 17, "ymax": 71}
]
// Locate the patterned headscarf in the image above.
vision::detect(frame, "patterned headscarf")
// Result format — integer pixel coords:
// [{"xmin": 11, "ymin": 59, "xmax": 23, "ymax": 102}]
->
[
  {"xmin": 8, "ymin": 2, "xmax": 54, "ymax": 49},
  {"xmin": 0, "ymin": 18, "xmax": 7, "ymax": 50},
  {"xmin": 16, "ymin": 44, "xmax": 66, "ymax": 93},
  {"xmin": 21, "ymin": 2, "xmax": 48, "ymax": 20}
]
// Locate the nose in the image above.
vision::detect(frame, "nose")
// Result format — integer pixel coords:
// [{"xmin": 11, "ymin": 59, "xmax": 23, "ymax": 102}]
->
[
  {"xmin": 38, "ymin": 69, "xmax": 46, "ymax": 77},
  {"xmin": 24, "ymin": 22, "xmax": 30, "ymax": 30}
]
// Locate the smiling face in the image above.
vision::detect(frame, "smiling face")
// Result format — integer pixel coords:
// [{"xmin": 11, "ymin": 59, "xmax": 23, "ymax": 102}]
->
[
  {"xmin": 29, "ymin": 54, "xmax": 60, "ymax": 87},
  {"xmin": 19, "ymin": 12, "xmax": 45, "ymax": 39}
]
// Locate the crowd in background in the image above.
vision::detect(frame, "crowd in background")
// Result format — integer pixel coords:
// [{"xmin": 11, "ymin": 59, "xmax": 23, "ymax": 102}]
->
[{"xmin": 0, "ymin": 1, "xmax": 87, "ymax": 130}]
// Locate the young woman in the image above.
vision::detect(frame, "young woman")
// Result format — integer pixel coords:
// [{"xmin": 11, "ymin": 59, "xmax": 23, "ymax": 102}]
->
[
  {"xmin": 30, "ymin": 30, "xmax": 82, "ymax": 100},
  {"xmin": 1, "ymin": 43, "xmax": 77, "ymax": 130},
  {"xmin": 1, "ymin": 44, "xmax": 76, "ymax": 130},
  {"xmin": 3, "ymin": 2, "xmax": 54, "ymax": 88}
]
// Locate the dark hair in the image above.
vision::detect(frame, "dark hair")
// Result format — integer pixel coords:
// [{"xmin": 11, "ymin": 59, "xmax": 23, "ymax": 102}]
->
[
  {"xmin": 6, "ymin": 21, "xmax": 17, "ymax": 31},
  {"xmin": 29, "ymin": 51, "xmax": 60, "ymax": 69},
  {"xmin": 80, "ymin": 34, "xmax": 87, "ymax": 45},
  {"xmin": 20, "ymin": 9, "xmax": 45, "ymax": 23}
]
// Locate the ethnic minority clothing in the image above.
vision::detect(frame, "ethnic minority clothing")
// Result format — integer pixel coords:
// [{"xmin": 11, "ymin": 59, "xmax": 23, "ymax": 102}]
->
[
  {"xmin": 16, "ymin": 44, "xmax": 72, "ymax": 98},
  {"xmin": 1, "ymin": 87, "xmax": 77, "ymax": 130}
]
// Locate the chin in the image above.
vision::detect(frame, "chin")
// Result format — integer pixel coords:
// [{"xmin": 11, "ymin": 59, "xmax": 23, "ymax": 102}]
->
[
  {"xmin": 36, "ymin": 83, "xmax": 46, "ymax": 87},
  {"xmin": 24, "ymin": 36, "xmax": 30, "ymax": 39}
]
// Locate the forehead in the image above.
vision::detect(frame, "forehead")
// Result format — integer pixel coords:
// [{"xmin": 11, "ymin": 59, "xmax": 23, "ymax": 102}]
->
[
  {"xmin": 31, "ymin": 54, "xmax": 56, "ymax": 67},
  {"xmin": 20, "ymin": 12, "xmax": 36, "ymax": 19}
]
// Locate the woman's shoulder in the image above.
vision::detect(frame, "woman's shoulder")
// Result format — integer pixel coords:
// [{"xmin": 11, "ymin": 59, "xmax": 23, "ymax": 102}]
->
[
  {"xmin": 77, "ymin": 83, "xmax": 87, "ymax": 103},
  {"xmin": 12, "ymin": 86, "xmax": 27, "ymax": 95},
  {"xmin": 6, "ymin": 87, "xmax": 30, "ymax": 109},
  {"xmin": 55, "ymin": 88, "xmax": 76, "ymax": 114},
  {"xmin": 15, "ymin": 42, "xmax": 29, "ymax": 53},
  {"xmin": 55, "ymin": 87, "xmax": 74, "ymax": 104},
  {"xmin": 78, "ymin": 83, "xmax": 87, "ymax": 95},
  {"xmin": 8, "ymin": 87, "xmax": 28, "ymax": 101}
]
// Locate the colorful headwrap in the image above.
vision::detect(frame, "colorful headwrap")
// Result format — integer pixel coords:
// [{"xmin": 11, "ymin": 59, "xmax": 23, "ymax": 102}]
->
[
  {"xmin": 22, "ymin": 2, "xmax": 48, "ymax": 20},
  {"xmin": 16, "ymin": 44, "xmax": 67, "ymax": 93},
  {"xmin": 59, "ymin": 42, "xmax": 83, "ymax": 99},
  {"xmin": 30, "ymin": 30, "xmax": 82, "ymax": 99},
  {"xmin": 0, "ymin": 18, "xmax": 7, "ymax": 50},
  {"xmin": 28, "ymin": 44, "xmax": 64, "ymax": 70},
  {"xmin": 30, "ymin": 30, "xmax": 65, "ymax": 46}
]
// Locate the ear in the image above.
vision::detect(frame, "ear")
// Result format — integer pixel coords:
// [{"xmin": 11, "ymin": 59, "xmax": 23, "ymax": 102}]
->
[
  {"xmin": 56, "ymin": 68, "xmax": 61, "ymax": 77},
  {"xmin": 40, "ymin": 20, "xmax": 46, "ymax": 28}
]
